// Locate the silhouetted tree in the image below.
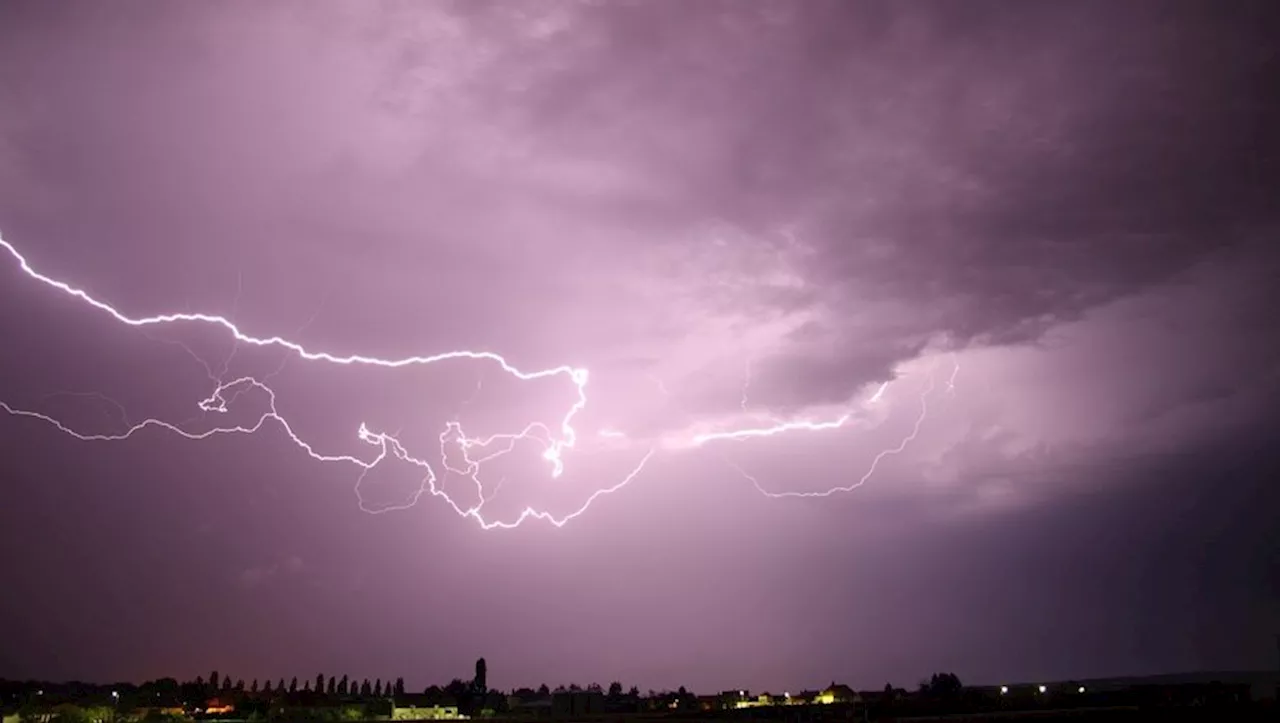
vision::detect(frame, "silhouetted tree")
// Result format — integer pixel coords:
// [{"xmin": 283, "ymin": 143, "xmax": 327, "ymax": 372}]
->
[
  {"xmin": 303, "ymin": 680, "xmax": 311, "ymax": 693},
  {"xmin": 474, "ymin": 659, "xmax": 487, "ymax": 694},
  {"xmin": 628, "ymin": 686, "xmax": 639, "ymax": 698},
  {"xmin": 922, "ymin": 673, "xmax": 962, "ymax": 697},
  {"xmin": 444, "ymin": 679, "xmax": 469, "ymax": 702},
  {"xmin": 677, "ymin": 687, "xmax": 688, "ymax": 697},
  {"xmin": 537, "ymin": 684, "xmax": 549, "ymax": 697},
  {"xmin": 608, "ymin": 682, "xmax": 623, "ymax": 699},
  {"xmin": 360, "ymin": 680, "xmax": 371, "ymax": 697},
  {"xmin": 394, "ymin": 678, "xmax": 405, "ymax": 697},
  {"xmin": 289, "ymin": 678, "xmax": 298, "ymax": 694},
  {"xmin": 263, "ymin": 680, "xmax": 273, "ymax": 694},
  {"xmin": 587, "ymin": 683, "xmax": 602, "ymax": 694},
  {"xmin": 180, "ymin": 678, "xmax": 201, "ymax": 703},
  {"xmin": 235, "ymin": 680, "xmax": 245, "ymax": 692},
  {"xmin": 338, "ymin": 676, "xmax": 348, "ymax": 696},
  {"xmin": 209, "ymin": 673, "xmax": 220, "ymax": 693},
  {"xmin": 315, "ymin": 675, "xmax": 324, "ymax": 695},
  {"xmin": 250, "ymin": 680, "xmax": 258, "ymax": 694},
  {"xmin": 374, "ymin": 680, "xmax": 382, "ymax": 697},
  {"xmin": 222, "ymin": 678, "xmax": 231, "ymax": 693},
  {"xmin": 326, "ymin": 677, "xmax": 336, "ymax": 696}
]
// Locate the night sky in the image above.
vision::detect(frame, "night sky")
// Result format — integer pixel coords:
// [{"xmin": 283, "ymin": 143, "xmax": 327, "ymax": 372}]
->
[{"xmin": 2, "ymin": 0, "xmax": 1279, "ymax": 695}]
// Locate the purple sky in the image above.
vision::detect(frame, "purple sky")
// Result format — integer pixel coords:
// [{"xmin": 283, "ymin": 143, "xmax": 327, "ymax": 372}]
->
[{"xmin": 1, "ymin": 0, "xmax": 1279, "ymax": 694}]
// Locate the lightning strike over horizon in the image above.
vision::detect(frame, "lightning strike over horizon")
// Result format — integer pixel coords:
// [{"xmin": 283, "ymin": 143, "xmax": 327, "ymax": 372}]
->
[
  {"xmin": 0, "ymin": 233, "xmax": 588, "ymax": 472},
  {"xmin": 0, "ymin": 232, "xmax": 661, "ymax": 529},
  {"xmin": 1, "ymin": 232, "xmax": 958, "ymax": 527},
  {"xmin": 724, "ymin": 363, "xmax": 941, "ymax": 498},
  {"xmin": 691, "ymin": 375, "xmax": 896, "ymax": 447}
]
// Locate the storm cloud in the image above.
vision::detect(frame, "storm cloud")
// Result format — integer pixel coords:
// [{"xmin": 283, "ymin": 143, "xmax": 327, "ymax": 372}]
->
[{"xmin": 1, "ymin": 0, "xmax": 1278, "ymax": 694}]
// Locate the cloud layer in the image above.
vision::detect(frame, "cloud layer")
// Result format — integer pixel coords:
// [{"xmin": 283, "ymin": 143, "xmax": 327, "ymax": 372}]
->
[{"xmin": 1, "ymin": 0, "xmax": 1278, "ymax": 692}]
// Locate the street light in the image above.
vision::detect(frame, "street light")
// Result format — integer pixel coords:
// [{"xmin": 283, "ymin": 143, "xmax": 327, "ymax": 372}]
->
[
  {"xmin": 1037, "ymin": 685, "xmax": 1046, "ymax": 694},
  {"xmin": 999, "ymin": 686, "xmax": 1008, "ymax": 695}
]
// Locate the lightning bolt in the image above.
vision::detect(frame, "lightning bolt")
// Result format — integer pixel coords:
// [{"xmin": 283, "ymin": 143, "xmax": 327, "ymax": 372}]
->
[
  {"xmin": 1, "ymin": 231, "xmax": 962, "ymax": 527},
  {"xmin": 694, "ymin": 413, "xmax": 854, "ymax": 445},
  {"xmin": 720, "ymin": 357, "xmax": 949, "ymax": 498},
  {"xmin": 691, "ymin": 374, "xmax": 891, "ymax": 447},
  {"xmin": 0, "ymin": 233, "xmax": 655, "ymax": 529},
  {"xmin": 869, "ymin": 380, "xmax": 889, "ymax": 404}
]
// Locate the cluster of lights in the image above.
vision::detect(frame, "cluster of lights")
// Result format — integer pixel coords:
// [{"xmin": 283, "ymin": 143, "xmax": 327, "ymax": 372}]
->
[{"xmin": 999, "ymin": 684, "xmax": 1086, "ymax": 695}]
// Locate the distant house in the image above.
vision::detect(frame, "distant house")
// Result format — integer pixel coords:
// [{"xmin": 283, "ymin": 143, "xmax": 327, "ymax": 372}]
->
[
  {"xmin": 550, "ymin": 690, "xmax": 604, "ymax": 718},
  {"xmin": 718, "ymin": 690, "xmax": 748, "ymax": 709},
  {"xmin": 201, "ymin": 697, "xmax": 235, "ymax": 715},
  {"xmin": 816, "ymin": 684, "xmax": 859, "ymax": 705},
  {"xmin": 736, "ymin": 693, "xmax": 775, "ymax": 709},
  {"xmin": 790, "ymin": 690, "xmax": 818, "ymax": 705},
  {"xmin": 392, "ymin": 694, "xmax": 464, "ymax": 721}
]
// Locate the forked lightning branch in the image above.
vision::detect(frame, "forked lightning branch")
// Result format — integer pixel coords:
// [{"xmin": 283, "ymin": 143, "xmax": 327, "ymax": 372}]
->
[{"xmin": 0, "ymin": 233, "xmax": 954, "ymax": 529}]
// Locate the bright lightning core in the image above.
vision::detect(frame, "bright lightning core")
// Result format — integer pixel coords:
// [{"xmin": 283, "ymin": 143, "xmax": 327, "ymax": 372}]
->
[{"xmin": 0, "ymin": 233, "xmax": 956, "ymax": 529}]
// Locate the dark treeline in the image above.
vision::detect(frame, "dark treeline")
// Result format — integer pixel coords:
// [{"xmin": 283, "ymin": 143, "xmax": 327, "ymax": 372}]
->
[
  {"xmin": 0, "ymin": 653, "xmax": 676, "ymax": 722},
  {"xmin": 0, "ymin": 668, "xmax": 667, "ymax": 707},
  {"xmin": 3, "ymin": 667, "xmax": 1267, "ymax": 722}
]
